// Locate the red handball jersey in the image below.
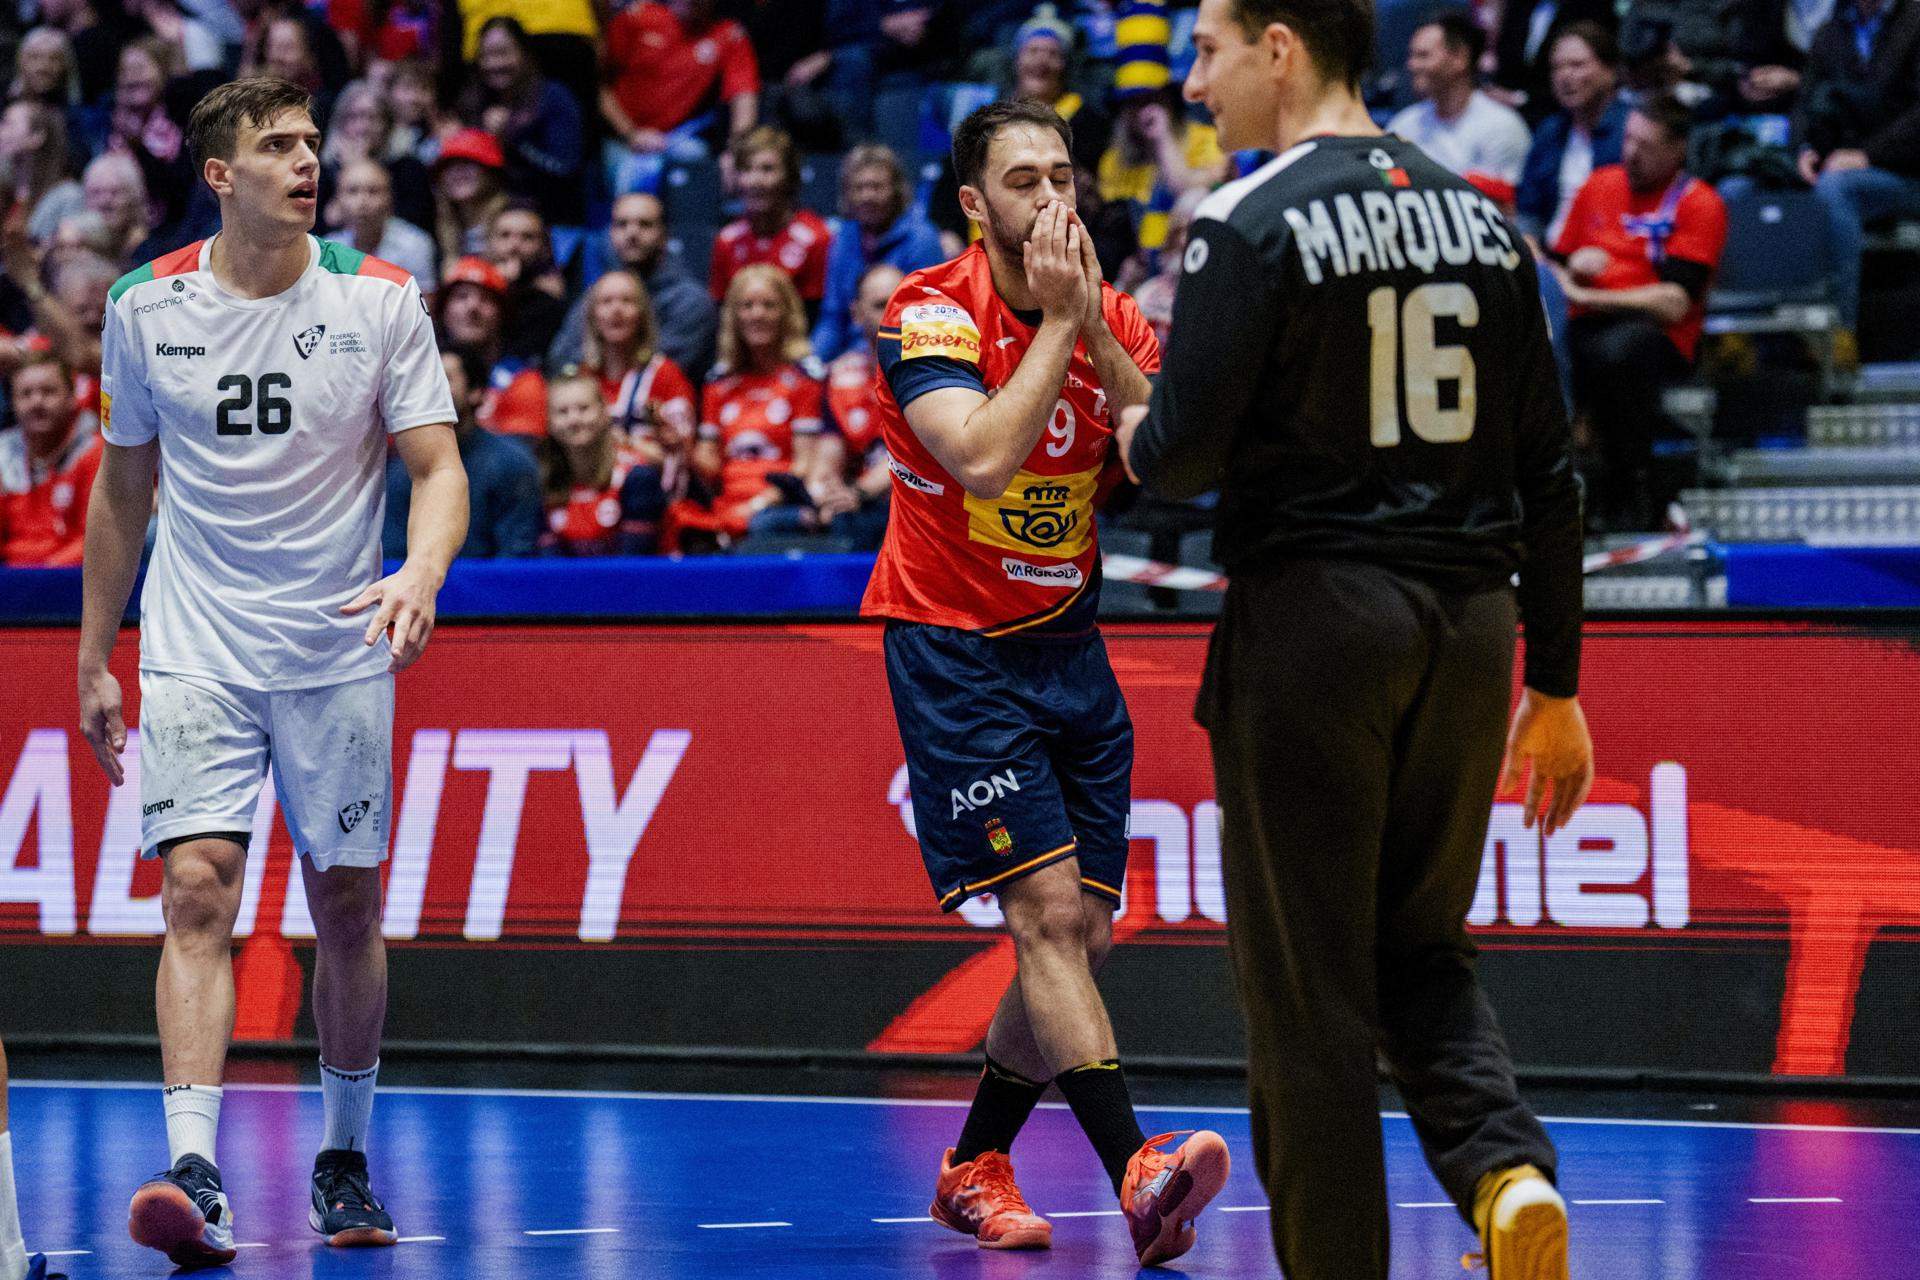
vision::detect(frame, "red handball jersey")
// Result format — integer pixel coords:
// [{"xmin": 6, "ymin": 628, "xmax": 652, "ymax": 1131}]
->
[
  {"xmin": 710, "ymin": 210, "xmax": 832, "ymax": 302},
  {"xmin": 603, "ymin": 353, "xmax": 697, "ymax": 446},
  {"xmin": 826, "ymin": 343, "xmax": 885, "ymax": 465},
  {"xmin": 861, "ymin": 243, "xmax": 1160, "ymax": 638},
  {"xmin": 695, "ymin": 359, "xmax": 824, "ymax": 529},
  {"xmin": 1553, "ymin": 165, "xmax": 1727, "ymax": 360},
  {"xmin": 0, "ymin": 425, "xmax": 103, "ymax": 567},
  {"xmin": 541, "ymin": 444, "xmax": 651, "ymax": 555}
]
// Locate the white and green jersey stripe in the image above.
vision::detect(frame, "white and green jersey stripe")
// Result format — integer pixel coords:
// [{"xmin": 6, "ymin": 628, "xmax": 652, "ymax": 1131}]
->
[{"xmin": 101, "ymin": 234, "xmax": 455, "ymax": 691}]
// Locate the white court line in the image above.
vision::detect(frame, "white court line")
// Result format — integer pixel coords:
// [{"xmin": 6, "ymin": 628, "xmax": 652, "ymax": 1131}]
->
[
  {"xmin": 15, "ymin": 1080, "xmax": 1920, "ymax": 1136},
  {"xmin": 1574, "ymin": 1199, "xmax": 1666, "ymax": 1206},
  {"xmin": 397, "ymin": 1235, "xmax": 447, "ymax": 1243},
  {"xmin": 1395, "ymin": 1202, "xmax": 1455, "ymax": 1209},
  {"xmin": 1750, "ymin": 1197, "xmax": 1842, "ymax": 1205},
  {"xmin": 232, "ymin": 1242, "xmax": 269, "ymax": 1249},
  {"xmin": 525, "ymin": 1227, "xmax": 621, "ymax": 1236},
  {"xmin": 40, "ymin": 1251, "xmax": 91, "ymax": 1257},
  {"xmin": 872, "ymin": 1216, "xmax": 935, "ymax": 1224},
  {"xmin": 1218, "ymin": 1206, "xmax": 1270, "ymax": 1213},
  {"xmin": 697, "ymin": 1221, "xmax": 792, "ymax": 1230},
  {"xmin": 1046, "ymin": 1210, "xmax": 1123, "ymax": 1218}
]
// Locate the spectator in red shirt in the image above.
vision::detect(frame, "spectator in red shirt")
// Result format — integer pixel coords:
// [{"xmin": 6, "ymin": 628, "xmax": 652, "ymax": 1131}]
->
[
  {"xmin": 602, "ymin": 0, "xmax": 760, "ymax": 194},
  {"xmin": 0, "ymin": 352, "xmax": 101, "ymax": 567},
  {"xmin": 673, "ymin": 263, "xmax": 825, "ymax": 545},
  {"xmin": 709, "ymin": 126, "xmax": 831, "ymax": 315},
  {"xmin": 1552, "ymin": 94, "xmax": 1726, "ymax": 531},
  {"xmin": 538, "ymin": 371, "xmax": 662, "ymax": 555},
  {"xmin": 578, "ymin": 269, "xmax": 699, "ymax": 451},
  {"xmin": 808, "ymin": 261, "xmax": 900, "ymax": 550},
  {"xmin": 435, "ymin": 255, "xmax": 550, "ymax": 443}
]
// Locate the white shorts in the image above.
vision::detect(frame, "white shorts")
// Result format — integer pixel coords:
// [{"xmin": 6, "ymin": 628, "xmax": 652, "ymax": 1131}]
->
[{"xmin": 138, "ymin": 670, "xmax": 394, "ymax": 871}]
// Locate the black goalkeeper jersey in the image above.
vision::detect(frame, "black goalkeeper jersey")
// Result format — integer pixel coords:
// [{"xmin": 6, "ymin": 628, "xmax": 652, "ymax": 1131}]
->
[{"xmin": 1129, "ymin": 132, "xmax": 1584, "ymax": 696}]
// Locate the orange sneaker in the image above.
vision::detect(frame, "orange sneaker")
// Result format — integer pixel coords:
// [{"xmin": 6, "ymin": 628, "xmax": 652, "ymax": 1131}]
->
[
  {"xmin": 928, "ymin": 1148, "xmax": 1053, "ymax": 1249},
  {"xmin": 1121, "ymin": 1130, "xmax": 1230, "ymax": 1267}
]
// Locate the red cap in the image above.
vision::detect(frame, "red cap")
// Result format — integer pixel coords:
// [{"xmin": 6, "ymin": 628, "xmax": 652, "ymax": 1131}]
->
[
  {"xmin": 435, "ymin": 128, "xmax": 505, "ymax": 171},
  {"xmin": 441, "ymin": 256, "xmax": 507, "ymax": 296}
]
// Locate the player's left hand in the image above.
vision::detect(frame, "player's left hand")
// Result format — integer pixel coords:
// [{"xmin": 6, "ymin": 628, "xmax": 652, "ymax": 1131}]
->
[
  {"xmin": 1116, "ymin": 403, "xmax": 1147, "ymax": 485},
  {"xmin": 342, "ymin": 564, "xmax": 442, "ymax": 673},
  {"xmin": 1071, "ymin": 211, "xmax": 1107, "ymax": 337}
]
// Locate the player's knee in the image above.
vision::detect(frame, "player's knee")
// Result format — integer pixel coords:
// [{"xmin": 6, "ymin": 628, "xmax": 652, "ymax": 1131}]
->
[
  {"xmin": 162, "ymin": 851, "xmax": 244, "ymax": 939},
  {"xmin": 1009, "ymin": 894, "xmax": 1089, "ymax": 955},
  {"xmin": 306, "ymin": 868, "xmax": 383, "ymax": 946}
]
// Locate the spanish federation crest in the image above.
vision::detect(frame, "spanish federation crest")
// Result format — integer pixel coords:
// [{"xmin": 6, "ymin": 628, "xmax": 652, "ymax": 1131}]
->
[{"xmin": 293, "ymin": 324, "xmax": 327, "ymax": 360}]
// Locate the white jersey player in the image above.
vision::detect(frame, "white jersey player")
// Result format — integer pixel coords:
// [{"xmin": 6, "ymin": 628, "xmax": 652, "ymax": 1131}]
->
[{"xmin": 75, "ymin": 77, "xmax": 469, "ymax": 1269}]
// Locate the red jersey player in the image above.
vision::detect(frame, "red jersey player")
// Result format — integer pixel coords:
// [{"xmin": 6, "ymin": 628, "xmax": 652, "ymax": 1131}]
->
[{"xmin": 860, "ymin": 99, "xmax": 1228, "ymax": 1266}]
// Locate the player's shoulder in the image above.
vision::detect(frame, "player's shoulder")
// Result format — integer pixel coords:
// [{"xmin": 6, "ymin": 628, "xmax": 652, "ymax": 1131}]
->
[
  {"xmin": 108, "ymin": 239, "xmax": 206, "ymax": 306},
  {"xmin": 314, "ymin": 238, "xmax": 415, "ymax": 290},
  {"xmin": 888, "ymin": 247, "xmax": 989, "ymax": 319}
]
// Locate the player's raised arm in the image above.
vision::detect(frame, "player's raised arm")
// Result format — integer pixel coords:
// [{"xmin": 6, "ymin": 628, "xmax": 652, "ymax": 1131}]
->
[
  {"xmin": 1070, "ymin": 217, "xmax": 1155, "ymax": 414},
  {"xmin": 902, "ymin": 202, "xmax": 1086, "ymax": 499}
]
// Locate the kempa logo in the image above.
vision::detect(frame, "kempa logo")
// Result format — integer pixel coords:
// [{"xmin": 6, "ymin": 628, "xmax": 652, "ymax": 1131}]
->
[
  {"xmin": 154, "ymin": 343, "xmax": 204, "ymax": 358},
  {"xmin": 143, "ymin": 798, "xmax": 173, "ymax": 817},
  {"xmin": 293, "ymin": 324, "xmax": 327, "ymax": 360},
  {"xmin": 338, "ymin": 799, "xmax": 370, "ymax": 833}
]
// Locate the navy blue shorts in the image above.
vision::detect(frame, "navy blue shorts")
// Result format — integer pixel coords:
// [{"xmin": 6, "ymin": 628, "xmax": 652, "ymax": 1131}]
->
[{"xmin": 883, "ymin": 622, "xmax": 1133, "ymax": 912}]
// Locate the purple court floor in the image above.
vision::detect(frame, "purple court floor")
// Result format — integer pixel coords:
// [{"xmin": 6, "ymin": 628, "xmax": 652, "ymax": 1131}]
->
[{"xmin": 10, "ymin": 1077, "xmax": 1920, "ymax": 1278}]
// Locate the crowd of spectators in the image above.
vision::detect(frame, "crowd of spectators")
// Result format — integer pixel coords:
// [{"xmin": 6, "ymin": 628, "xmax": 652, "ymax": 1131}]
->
[{"xmin": 2, "ymin": 0, "xmax": 1918, "ymax": 567}]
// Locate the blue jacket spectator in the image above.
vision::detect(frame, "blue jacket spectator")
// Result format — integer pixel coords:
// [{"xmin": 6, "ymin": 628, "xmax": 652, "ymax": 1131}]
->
[
  {"xmin": 809, "ymin": 144, "xmax": 945, "ymax": 360},
  {"xmin": 463, "ymin": 16, "xmax": 587, "ymax": 226},
  {"xmin": 549, "ymin": 192, "xmax": 720, "ymax": 383},
  {"xmin": 385, "ymin": 348, "xmax": 544, "ymax": 559},
  {"xmin": 1515, "ymin": 22, "xmax": 1631, "ymax": 241}
]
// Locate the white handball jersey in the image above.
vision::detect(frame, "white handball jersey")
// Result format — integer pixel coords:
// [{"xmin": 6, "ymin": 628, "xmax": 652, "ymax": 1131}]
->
[{"xmin": 100, "ymin": 235, "xmax": 455, "ymax": 690}]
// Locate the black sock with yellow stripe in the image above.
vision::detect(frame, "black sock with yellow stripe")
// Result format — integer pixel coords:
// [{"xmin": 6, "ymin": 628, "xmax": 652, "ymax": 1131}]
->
[
  {"xmin": 953, "ymin": 1054, "xmax": 1050, "ymax": 1165},
  {"xmin": 1056, "ymin": 1058, "xmax": 1147, "ymax": 1195}
]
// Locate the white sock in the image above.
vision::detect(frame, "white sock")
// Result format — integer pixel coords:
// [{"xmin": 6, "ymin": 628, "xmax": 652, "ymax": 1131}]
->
[
  {"xmin": 320, "ymin": 1060, "xmax": 379, "ymax": 1155},
  {"xmin": 163, "ymin": 1085, "xmax": 223, "ymax": 1167},
  {"xmin": 1, "ymin": 1131, "xmax": 28, "ymax": 1280}
]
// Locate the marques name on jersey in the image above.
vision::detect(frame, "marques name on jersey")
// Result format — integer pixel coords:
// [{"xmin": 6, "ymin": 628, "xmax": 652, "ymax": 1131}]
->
[
  {"xmin": 1281, "ymin": 187, "xmax": 1522, "ymax": 285},
  {"xmin": 154, "ymin": 342, "xmax": 206, "ymax": 359}
]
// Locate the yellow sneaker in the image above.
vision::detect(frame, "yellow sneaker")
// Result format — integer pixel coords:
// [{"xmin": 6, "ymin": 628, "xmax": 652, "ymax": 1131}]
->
[{"xmin": 1464, "ymin": 1164, "xmax": 1567, "ymax": 1280}]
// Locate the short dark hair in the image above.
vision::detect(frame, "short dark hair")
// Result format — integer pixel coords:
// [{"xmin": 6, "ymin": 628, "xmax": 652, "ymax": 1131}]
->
[
  {"xmin": 442, "ymin": 344, "xmax": 490, "ymax": 397},
  {"xmin": 1634, "ymin": 91, "xmax": 1694, "ymax": 143},
  {"xmin": 1419, "ymin": 9, "xmax": 1485, "ymax": 67},
  {"xmin": 1551, "ymin": 20, "xmax": 1619, "ymax": 68},
  {"xmin": 186, "ymin": 76, "xmax": 314, "ymax": 170},
  {"xmin": 951, "ymin": 99, "xmax": 1074, "ymax": 190},
  {"xmin": 1224, "ymin": 0, "xmax": 1375, "ymax": 91}
]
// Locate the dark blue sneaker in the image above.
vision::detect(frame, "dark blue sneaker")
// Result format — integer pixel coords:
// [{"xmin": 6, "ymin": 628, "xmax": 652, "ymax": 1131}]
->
[
  {"xmin": 26, "ymin": 1255, "xmax": 70, "ymax": 1280},
  {"xmin": 128, "ymin": 1153, "xmax": 237, "ymax": 1269},
  {"xmin": 310, "ymin": 1149, "xmax": 397, "ymax": 1247}
]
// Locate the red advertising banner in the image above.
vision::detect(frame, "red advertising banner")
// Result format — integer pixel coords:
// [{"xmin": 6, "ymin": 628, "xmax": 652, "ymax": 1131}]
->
[{"xmin": 3, "ymin": 620, "xmax": 1919, "ymax": 1077}]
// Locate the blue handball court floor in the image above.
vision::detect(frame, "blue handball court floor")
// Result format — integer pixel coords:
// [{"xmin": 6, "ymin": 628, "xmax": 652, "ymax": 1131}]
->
[{"xmin": 10, "ymin": 1057, "xmax": 1920, "ymax": 1279}]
